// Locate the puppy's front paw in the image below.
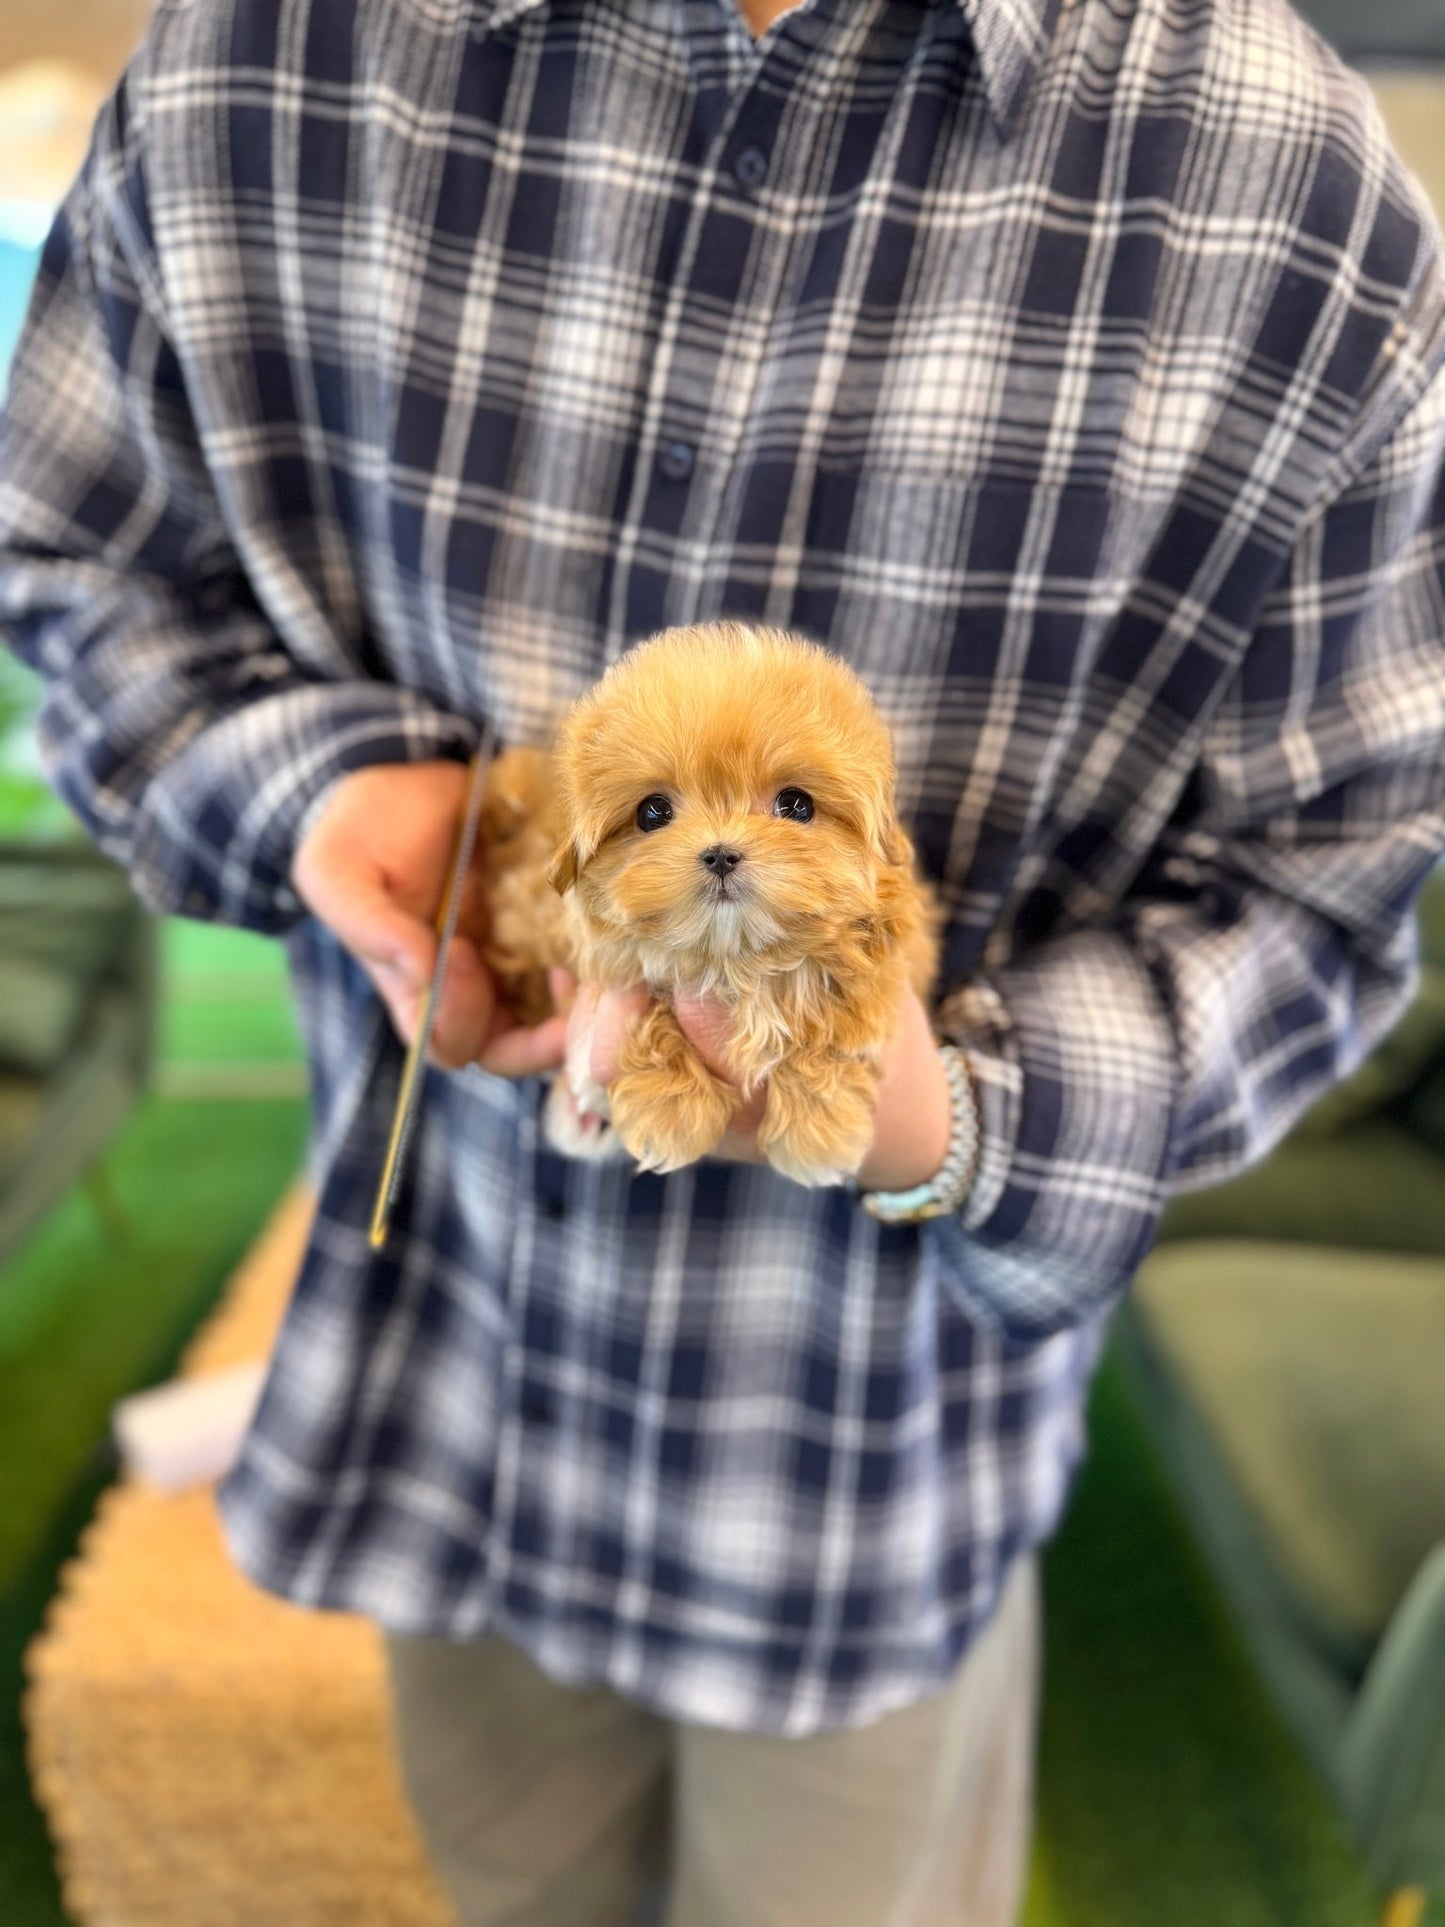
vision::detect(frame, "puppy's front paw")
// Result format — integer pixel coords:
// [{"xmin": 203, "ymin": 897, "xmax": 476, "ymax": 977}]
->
[
  {"xmin": 611, "ymin": 1074, "xmax": 734, "ymax": 1173},
  {"xmin": 541, "ymin": 981, "xmax": 627, "ymax": 1161},
  {"xmin": 542, "ymin": 1076, "xmax": 625, "ymax": 1161},
  {"xmin": 757, "ymin": 1054, "xmax": 878, "ymax": 1188},
  {"xmin": 609, "ymin": 1004, "xmax": 734, "ymax": 1174}
]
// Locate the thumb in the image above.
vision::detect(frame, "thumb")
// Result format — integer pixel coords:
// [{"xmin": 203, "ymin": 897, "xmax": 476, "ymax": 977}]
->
[{"xmin": 671, "ymin": 993, "xmax": 739, "ymax": 1084}]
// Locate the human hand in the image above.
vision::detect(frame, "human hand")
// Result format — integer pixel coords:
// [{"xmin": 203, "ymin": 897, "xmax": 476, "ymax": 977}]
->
[
  {"xmin": 574, "ymin": 981, "xmax": 951, "ymax": 1189},
  {"xmin": 290, "ymin": 760, "xmax": 570, "ymax": 1076}
]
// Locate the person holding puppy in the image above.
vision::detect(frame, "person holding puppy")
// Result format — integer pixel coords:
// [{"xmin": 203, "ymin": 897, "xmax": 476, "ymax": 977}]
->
[{"xmin": 4, "ymin": 0, "xmax": 1445, "ymax": 1921}]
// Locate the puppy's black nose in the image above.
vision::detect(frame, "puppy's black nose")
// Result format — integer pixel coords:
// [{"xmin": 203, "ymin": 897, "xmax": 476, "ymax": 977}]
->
[{"xmin": 699, "ymin": 844, "xmax": 744, "ymax": 876}]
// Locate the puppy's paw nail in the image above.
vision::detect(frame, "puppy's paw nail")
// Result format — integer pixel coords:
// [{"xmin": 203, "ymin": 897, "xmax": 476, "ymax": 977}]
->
[
  {"xmin": 629, "ymin": 1142, "xmax": 684, "ymax": 1176},
  {"xmin": 763, "ymin": 1148, "xmax": 855, "ymax": 1188}
]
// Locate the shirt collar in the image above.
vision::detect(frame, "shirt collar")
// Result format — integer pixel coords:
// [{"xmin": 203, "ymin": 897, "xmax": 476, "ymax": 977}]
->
[
  {"xmin": 951, "ymin": 0, "xmax": 1064, "ymax": 138},
  {"xmin": 477, "ymin": 0, "xmax": 1062, "ymax": 140}
]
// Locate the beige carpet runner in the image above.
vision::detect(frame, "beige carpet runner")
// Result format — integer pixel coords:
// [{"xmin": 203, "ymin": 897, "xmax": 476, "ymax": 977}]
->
[{"xmin": 23, "ymin": 1182, "xmax": 457, "ymax": 1925}]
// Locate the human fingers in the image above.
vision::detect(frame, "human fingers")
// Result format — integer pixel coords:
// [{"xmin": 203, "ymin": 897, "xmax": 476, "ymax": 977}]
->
[
  {"xmin": 421, "ymin": 935, "xmax": 506, "ymax": 1069},
  {"xmin": 671, "ymin": 992, "xmax": 741, "ymax": 1084},
  {"xmin": 475, "ymin": 1010, "xmax": 570, "ymax": 1079},
  {"xmin": 672, "ymin": 993, "xmax": 766, "ymax": 1143},
  {"xmin": 290, "ymin": 761, "xmax": 499, "ymax": 1061},
  {"xmin": 295, "ymin": 838, "xmax": 437, "ymax": 1016},
  {"xmin": 585, "ymin": 984, "xmax": 652, "ymax": 1087},
  {"xmin": 548, "ymin": 967, "xmax": 579, "ymax": 1015},
  {"xmin": 849, "ymin": 984, "xmax": 952, "ymax": 1191}
]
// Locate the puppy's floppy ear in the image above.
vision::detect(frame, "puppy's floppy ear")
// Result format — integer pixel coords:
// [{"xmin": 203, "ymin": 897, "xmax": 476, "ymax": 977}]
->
[
  {"xmin": 878, "ymin": 805, "xmax": 920, "ymax": 867},
  {"xmin": 877, "ymin": 813, "xmax": 911, "ymax": 867},
  {"xmin": 546, "ymin": 840, "xmax": 581, "ymax": 895},
  {"xmin": 860, "ymin": 785, "xmax": 911, "ymax": 867}
]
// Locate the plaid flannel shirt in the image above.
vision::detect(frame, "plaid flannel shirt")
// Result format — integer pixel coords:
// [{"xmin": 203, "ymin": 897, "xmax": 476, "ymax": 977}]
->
[{"xmin": 3, "ymin": 0, "xmax": 1444, "ymax": 1735}]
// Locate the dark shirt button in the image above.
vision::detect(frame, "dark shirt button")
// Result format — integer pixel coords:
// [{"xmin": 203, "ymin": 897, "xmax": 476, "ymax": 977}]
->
[
  {"xmin": 540, "ymin": 1193, "xmax": 567, "ymax": 1221},
  {"xmin": 522, "ymin": 1387, "xmax": 556, "ymax": 1424},
  {"xmin": 732, "ymin": 144, "xmax": 769, "ymax": 191},
  {"xmin": 658, "ymin": 440, "xmax": 696, "ymax": 482}
]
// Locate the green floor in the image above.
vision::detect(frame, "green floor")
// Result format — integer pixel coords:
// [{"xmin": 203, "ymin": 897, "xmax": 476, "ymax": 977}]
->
[
  {"xmin": 0, "ymin": 917, "xmax": 308, "ymax": 1927},
  {"xmin": 0, "ymin": 913, "xmax": 1435, "ymax": 1926},
  {"xmin": 1023, "ymin": 1361, "xmax": 1438, "ymax": 1927}
]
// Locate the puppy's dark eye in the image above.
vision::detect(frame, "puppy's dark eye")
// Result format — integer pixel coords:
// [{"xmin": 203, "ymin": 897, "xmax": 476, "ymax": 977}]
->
[
  {"xmin": 773, "ymin": 787, "xmax": 814, "ymax": 823},
  {"xmin": 636, "ymin": 794, "xmax": 674, "ymax": 833}
]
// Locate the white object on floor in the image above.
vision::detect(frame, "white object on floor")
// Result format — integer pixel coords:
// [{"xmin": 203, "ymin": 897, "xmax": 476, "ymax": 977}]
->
[
  {"xmin": 0, "ymin": 198, "xmax": 53, "ymax": 246},
  {"xmin": 112, "ymin": 1361, "xmax": 267, "ymax": 1495}
]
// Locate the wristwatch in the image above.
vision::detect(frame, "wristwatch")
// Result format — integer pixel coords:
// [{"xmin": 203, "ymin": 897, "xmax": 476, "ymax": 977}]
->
[{"xmin": 853, "ymin": 1043, "xmax": 980, "ymax": 1225}]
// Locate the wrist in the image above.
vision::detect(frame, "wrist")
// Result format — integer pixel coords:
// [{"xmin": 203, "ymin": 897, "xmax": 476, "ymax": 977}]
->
[
  {"xmin": 852, "ymin": 1033, "xmax": 952, "ymax": 1191},
  {"xmin": 853, "ymin": 1043, "xmax": 980, "ymax": 1225}
]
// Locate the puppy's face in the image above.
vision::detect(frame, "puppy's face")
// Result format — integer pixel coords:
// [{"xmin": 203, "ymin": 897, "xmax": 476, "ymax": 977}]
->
[{"xmin": 548, "ymin": 623, "xmax": 904, "ymax": 985}]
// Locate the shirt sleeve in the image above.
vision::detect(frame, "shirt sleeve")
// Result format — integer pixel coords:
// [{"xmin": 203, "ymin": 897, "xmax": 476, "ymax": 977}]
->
[
  {"xmin": 931, "ymin": 355, "xmax": 1445, "ymax": 1340},
  {"xmin": 0, "ymin": 82, "xmax": 477, "ymax": 936}
]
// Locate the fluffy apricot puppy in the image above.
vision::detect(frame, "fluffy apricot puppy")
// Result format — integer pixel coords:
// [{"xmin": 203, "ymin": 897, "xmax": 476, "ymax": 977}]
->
[{"xmin": 477, "ymin": 621, "xmax": 939, "ymax": 1185}]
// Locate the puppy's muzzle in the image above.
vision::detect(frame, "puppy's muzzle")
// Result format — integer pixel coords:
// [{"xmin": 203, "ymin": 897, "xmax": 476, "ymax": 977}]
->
[{"xmin": 698, "ymin": 844, "xmax": 744, "ymax": 876}]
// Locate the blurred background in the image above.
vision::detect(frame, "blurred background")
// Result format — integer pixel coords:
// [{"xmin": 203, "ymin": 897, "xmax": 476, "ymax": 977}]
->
[{"xmin": 1, "ymin": 4, "xmax": 1444, "ymax": 1925}]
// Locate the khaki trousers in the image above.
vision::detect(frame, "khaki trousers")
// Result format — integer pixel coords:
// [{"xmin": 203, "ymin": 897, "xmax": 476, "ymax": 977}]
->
[{"xmin": 382, "ymin": 1555, "xmax": 1039, "ymax": 1927}]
